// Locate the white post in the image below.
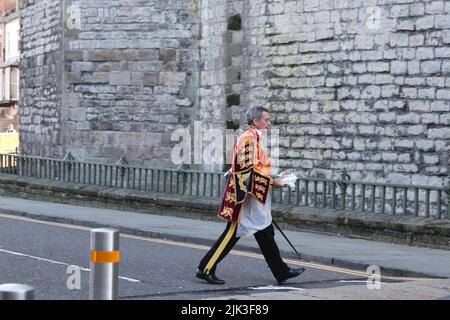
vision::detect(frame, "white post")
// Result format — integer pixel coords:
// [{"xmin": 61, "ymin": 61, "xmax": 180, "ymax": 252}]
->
[
  {"xmin": 0, "ymin": 283, "xmax": 34, "ymax": 300},
  {"xmin": 89, "ymin": 228, "xmax": 120, "ymax": 300}
]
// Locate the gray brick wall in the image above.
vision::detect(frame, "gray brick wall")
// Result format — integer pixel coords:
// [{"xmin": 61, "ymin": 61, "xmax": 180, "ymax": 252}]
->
[
  {"xmin": 62, "ymin": 0, "xmax": 199, "ymax": 166},
  {"xmin": 241, "ymin": 0, "xmax": 450, "ymax": 187},
  {"xmin": 20, "ymin": 0, "xmax": 64, "ymax": 157},
  {"xmin": 19, "ymin": 0, "xmax": 450, "ymax": 187},
  {"xmin": 21, "ymin": 0, "xmax": 199, "ymax": 166}
]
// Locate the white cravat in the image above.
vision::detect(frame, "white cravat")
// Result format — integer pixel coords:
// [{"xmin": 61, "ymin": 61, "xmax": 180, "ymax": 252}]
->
[{"xmin": 237, "ymin": 192, "xmax": 272, "ymax": 237}]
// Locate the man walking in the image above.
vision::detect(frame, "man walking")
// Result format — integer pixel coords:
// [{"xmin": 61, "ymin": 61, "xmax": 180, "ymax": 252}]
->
[{"xmin": 195, "ymin": 106, "xmax": 305, "ymax": 285}]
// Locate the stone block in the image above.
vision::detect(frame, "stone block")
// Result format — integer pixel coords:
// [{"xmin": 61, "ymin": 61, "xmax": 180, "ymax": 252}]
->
[
  {"xmin": 421, "ymin": 61, "xmax": 441, "ymax": 75},
  {"xmin": 66, "ymin": 71, "xmax": 82, "ymax": 83},
  {"xmin": 416, "ymin": 16, "xmax": 435, "ymax": 30},
  {"xmin": 367, "ymin": 62, "xmax": 390, "ymax": 72},
  {"xmin": 390, "ymin": 33, "xmax": 409, "ymax": 47},
  {"xmin": 435, "ymin": 15, "xmax": 450, "ymax": 29},
  {"xmin": 109, "ymin": 72, "xmax": 131, "ymax": 86},
  {"xmin": 160, "ymin": 72, "xmax": 187, "ymax": 87},
  {"xmin": 391, "ymin": 61, "xmax": 407, "ymax": 75},
  {"xmin": 428, "ymin": 128, "xmax": 450, "ymax": 139},
  {"xmin": 418, "ymin": 88, "xmax": 435, "ymax": 99},
  {"xmin": 436, "ymin": 89, "xmax": 450, "ymax": 100},
  {"xmin": 83, "ymin": 72, "xmax": 109, "ymax": 84},
  {"xmin": 160, "ymin": 49, "xmax": 177, "ymax": 62},
  {"xmin": 416, "ymin": 48, "xmax": 434, "ymax": 60},
  {"xmin": 72, "ymin": 62, "xmax": 94, "ymax": 72},
  {"xmin": 409, "ymin": 34, "xmax": 425, "ymax": 47},
  {"xmin": 88, "ymin": 50, "xmax": 122, "ymax": 62},
  {"xmin": 143, "ymin": 72, "xmax": 159, "ymax": 86}
]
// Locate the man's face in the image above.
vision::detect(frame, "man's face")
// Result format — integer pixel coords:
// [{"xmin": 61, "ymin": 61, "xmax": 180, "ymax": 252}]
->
[{"xmin": 253, "ymin": 111, "xmax": 271, "ymax": 130}]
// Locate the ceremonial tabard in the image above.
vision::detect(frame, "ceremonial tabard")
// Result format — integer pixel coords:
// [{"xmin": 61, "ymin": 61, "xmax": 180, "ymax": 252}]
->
[{"xmin": 218, "ymin": 126, "xmax": 273, "ymax": 236}]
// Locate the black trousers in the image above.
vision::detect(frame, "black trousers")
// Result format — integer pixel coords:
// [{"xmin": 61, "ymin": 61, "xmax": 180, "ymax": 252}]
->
[{"xmin": 198, "ymin": 222, "xmax": 291, "ymax": 282}]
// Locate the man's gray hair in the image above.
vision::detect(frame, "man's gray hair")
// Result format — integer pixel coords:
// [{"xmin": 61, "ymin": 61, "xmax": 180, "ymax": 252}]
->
[{"xmin": 245, "ymin": 106, "xmax": 269, "ymax": 125}]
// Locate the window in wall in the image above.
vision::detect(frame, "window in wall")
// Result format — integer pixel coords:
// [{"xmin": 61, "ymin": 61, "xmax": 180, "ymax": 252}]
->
[
  {"xmin": 0, "ymin": 69, "xmax": 3, "ymax": 101},
  {"xmin": 10, "ymin": 68, "xmax": 17, "ymax": 100},
  {"xmin": 6, "ymin": 32, "xmax": 10, "ymax": 57}
]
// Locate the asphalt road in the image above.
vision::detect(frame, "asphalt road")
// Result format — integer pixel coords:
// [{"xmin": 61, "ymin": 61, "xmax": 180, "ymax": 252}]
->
[{"xmin": 0, "ymin": 214, "xmax": 380, "ymax": 300}]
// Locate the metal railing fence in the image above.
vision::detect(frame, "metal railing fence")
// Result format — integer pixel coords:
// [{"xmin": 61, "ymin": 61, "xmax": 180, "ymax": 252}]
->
[{"xmin": 0, "ymin": 152, "xmax": 448, "ymax": 220}]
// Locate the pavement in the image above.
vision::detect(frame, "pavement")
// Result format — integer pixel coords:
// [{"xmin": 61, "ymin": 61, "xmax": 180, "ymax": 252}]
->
[
  {"xmin": 207, "ymin": 279, "xmax": 450, "ymax": 300},
  {"xmin": 0, "ymin": 194, "xmax": 449, "ymax": 281}
]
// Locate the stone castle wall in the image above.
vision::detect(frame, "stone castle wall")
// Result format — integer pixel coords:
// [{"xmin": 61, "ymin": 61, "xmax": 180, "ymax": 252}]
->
[
  {"xmin": 20, "ymin": 0, "xmax": 64, "ymax": 157},
  {"xmin": 249, "ymin": 0, "xmax": 450, "ymax": 187},
  {"xmin": 19, "ymin": 0, "xmax": 450, "ymax": 186},
  {"xmin": 21, "ymin": 0, "xmax": 200, "ymax": 166}
]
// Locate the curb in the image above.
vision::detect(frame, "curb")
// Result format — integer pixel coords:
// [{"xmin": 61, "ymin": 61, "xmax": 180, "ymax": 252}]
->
[
  {"xmin": 2, "ymin": 173, "xmax": 450, "ymax": 251},
  {"xmin": 0, "ymin": 208, "xmax": 444, "ymax": 280}
]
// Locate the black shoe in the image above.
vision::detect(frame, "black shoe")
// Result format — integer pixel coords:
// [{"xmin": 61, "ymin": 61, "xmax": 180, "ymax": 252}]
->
[
  {"xmin": 195, "ymin": 269, "xmax": 226, "ymax": 285},
  {"xmin": 278, "ymin": 267, "xmax": 305, "ymax": 285}
]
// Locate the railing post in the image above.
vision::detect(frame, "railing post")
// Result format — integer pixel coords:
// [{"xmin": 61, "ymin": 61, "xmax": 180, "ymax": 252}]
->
[
  {"xmin": 177, "ymin": 164, "xmax": 189, "ymax": 195},
  {"xmin": 0, "ymin": 283, "xmax": 34, "ymax": 300},
  {"xmin": 17, "ymin": 149, "xmax": 27, "ymax": 177},
  {"xmin": 116, "ymin": 155, "xmax": 129, "ymax": 188},
  {"xmin": 447, "ymin": 179, "xmax": 450, "ymax": 219},
  {"xmin": 63, "ymin": 152, "xmax": 76, "ymax": 182},
  {"xmin": 338, "ymin": 169, "xmax": 351, "ymax": 210},
  {"xmin": 89, "ymin": 228, "xmax": 120, "ymax": 300}
]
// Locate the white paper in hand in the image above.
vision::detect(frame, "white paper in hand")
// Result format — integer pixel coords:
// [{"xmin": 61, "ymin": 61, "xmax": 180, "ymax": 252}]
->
[{"xmin": 279, "ymin": 172, "xmax": 298, "ymax": 190}]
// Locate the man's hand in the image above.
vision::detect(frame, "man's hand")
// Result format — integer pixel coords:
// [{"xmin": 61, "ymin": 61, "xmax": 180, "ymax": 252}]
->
[{"xmin": 272, "ymin": 178, "xmax": 286, "ymax": 188}]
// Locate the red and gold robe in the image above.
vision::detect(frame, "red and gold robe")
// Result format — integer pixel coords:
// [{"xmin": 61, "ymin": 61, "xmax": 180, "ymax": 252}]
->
[{"xmin": 218, "ymin": 127, "xmax": 273, "ymax": 222}]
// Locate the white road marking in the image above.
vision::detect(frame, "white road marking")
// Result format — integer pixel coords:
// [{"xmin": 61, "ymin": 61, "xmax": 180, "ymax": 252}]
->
[
  {"xmin": 339, "ymin": 280, "xmax": 386, "ymax": 284},
  {"xmin": 0, "ymin": 248, "xmax": 141, "ymax": 283},
  {"xmin": 250, "ymin": 285, "xmax": 305, "ymax": 291}
]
